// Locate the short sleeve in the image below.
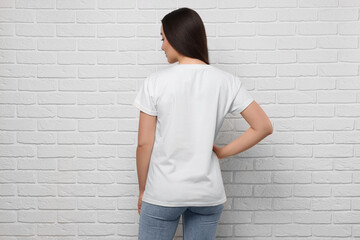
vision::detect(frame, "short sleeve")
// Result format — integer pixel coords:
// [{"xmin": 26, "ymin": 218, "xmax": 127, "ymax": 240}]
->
[
  {"xmin": 132, "ymin": 77, "xmax": 158, "ymax": 116},
  {"xmin": 229, "ymin": 78, "xmax": 254, "ymax": 115}
]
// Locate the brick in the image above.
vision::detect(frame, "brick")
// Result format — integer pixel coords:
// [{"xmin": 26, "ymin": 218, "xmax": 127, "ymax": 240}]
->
[
  {"xmin": 340, "ymin": 0, "xmax": 360, "ymax": 6},
  {"xmin": 334, "ymin": 132, "xmax": 360, "ymax": 143},
  {"xmin": 138, "ymin": 0, "xmax": 176, "ymax": 9},
  {"xmin": 293, "ymin": 212, "xmax": 331, "ymax": 223},
  {"xmin": 18, "ymin": 211, "xmax": 56, "ymax": 223},
  {"xmin": 297, "ymin": 50, "xmax": 337, "ymax": 63},
  {"xmin": 258, "ymin": 51, "xmax": 296, "ymax": 63},
  {"xmin": 76, "ymin": 10, "xmax": 116, "ymax": 23},
  {"xmin": 0, "ymin": 64, "xmax": 36, "ymax": 77},
  {"xmin": 0, "ymin": 0, "xmax": 14, "ymax": 8},
  {"xmin": 218, "ymin": 0, "xmax": 256, "ymax": 8},
  {"xmin": 38, "ymin": 198, "xmax": 75, "ymax": 210},
  {"xmin": 259, "ymin": 0, "xmax": 297, "ymax": 8},
  {"xmin": 78, "ymin": 224, "xmax": 117, "ymax": 235},
  {"xmin": 254, "ymin": 211, "xmax": 292, "ymax": 223},
  {"xmin": 237, "ymin": 9, "xmax": 276, "ymax": 22},
  {"xmin": 314, "ymin": 118, "xmax": 354, "ymax": 130},
  {"xmin": 218, "ymin": 23, "xmax": 256, "ymax": 36},
  {"xmin": 98, "ymin": 25, "xmax": 135, "ymax": 37},
  {"xmin": 334, "ymin": 159, "xmax": 360, "ymax": 170},
  {"xmin": 339, "ymin": 22, "xmax": 360, "ymax": 35},
  {"xmin": 38, "ymin": 172, "xmax": 76, "ymax": 184},
  {"xmin": 273, "ymin": 171, "xmax": 311, "ymax": 183},
  {"xmin": 294, "ymin": 158, "xmax": 332, "ymax": 170},
  {"xmin": 224, "ymin": 184, "xmax": 252, "ymax": 197},
  {"xmin": 275, "ymin": 119, "xmax": 313, "ymax": 131},
  {"xmin": 0, "ymin": 210, "xmax": 16, "ymax": 222},
  {"xmin": 274, "ymin": 145, "xmax": 312, "ymax": 157},
  {"xmin": 298, "ymin": 23, "xmax": 337, "ymax": 35},
  {"xmin": 277, "ymin": 91, "xmax": 316, "ymax": 104},
  {"xmin": 255, "ymin": 158, "xmax": 293, "ymax": 170},
  {"xmin": 314, "ymin": 145, "xmax": 353, "ymax": 157},
  {"xmin": 278, "ymin": 9, "xmax": 317, "ymax": 21},
  {"xmin": 296, "ymin": 77, "xmax": 335, "ymax": 90},
  {"xmin": 278, "ymin": 37, "xmax": 316, "ymax": 49},
  {"xmin": 336, "ymin": 104, "xmax": 360, "ymax": 117},
  {"xmin": 294, "ymin": 132, "xmax": 333, "ymax": 144},
  {"xmin": 98, "ymin": 0, "xmax": 135, "ymax": 9},
  {"xmin": 58, "ymin": 211, "xmax": 96, "ymax": 223},
  {"xmin": 0, "ymin": 224, "xmax": 36, "ymax": 235},
  {"xmin": 221, "ymin": 211, "xmax": 252, "ymax": 223},
  {"xmin": 0, "ymin": 10, "xmax": 34, "ymax": 22},
  {"xmin": 235, "ymin": 224, "xmax": 272, "ymax": 237},
  {"xmin": 319, "ymin": 8, "xmax": 358, "ymax": 21},
  {"xmin": 262, "ymin": 104, "xmax": 295, "ymax": 118},
  {"xmin": 312, "ymin": 198, "xmax": 351, "ymax": 210},
  {"xmin": 234, "ymin": 171, "xmax": 271, "ymax": 183},
  {"xmin": 233, "ymin": 198, "xmax": 272, "ymax": 210},
  {"xmin": 273, "ymin": 225, "xmax": 311, "ymax": 237},
  {"xmin": 254, "ymin": 185, "xmax": 292, "ymax": 197},
  {"xmin": 37, "ymin": 224, "xmax": 77, "ymax": 236},
  {"xmin": 318, "ymin": 64, "xmax": 359, "ymax": 76},
  {"xmin": 0, "ymin": 171, "xmax": 36, "ymax": 183},
  {"xmin": 258, "ymin": 23, "xmax": 296, "ymax": 36},
  {"xmin": 237, "ymin": 64, "xmax": 276, "ymax": 77},
  {"xmin": 37, "ymin": 38, "xmax": 75, "ymax": 51},
  {"xmin": 338, "ymin": 50, "xmax": 360, "ymax": 62},
  {"xmin": 56, "ymin": 0, "xmax": 96, "ymax": 9},
  {"xmin": 273, "ymin": 198, "xmax": 310, "ymax": 210},
  {"xmin": 57, "ymin": 24, "xmax": 95, "ymax": 37},
  {"xmin": 0, "ymin": 24, "xmax": 14, "ymax": 36},
  {"xmin": 333, "ymin": 184, "xmax": 360, "ymax": 197},
  {"xmin": 333, "ymin": 212, "xmax": 360, "ymax": 223},
  {"xmin": 318, "ymin": 91, "xmax": 357, "ymax": 103},
  {"xmin": 237, "ymin": 37, "xmax": 276, "ymax": 50},
  {"xmin": 18, "ymin": 184, "xmax": 57, "ymax": 197},
  {"xmin": 318, "ymin": 36, "xmax": 358, "ymax": 49},
  {"xmin": 295, "ymin": 104, "xmax": 335, "ymax": 117},
  {"xmin": 278, "ymin": 64, "xmax": 317, "ymax": 77},
  {"xmin": 294, "ymin": 185, "xmax": 331, "ymax": 197},
  {"xmin": 299, "ymin": 0, "xmax": 338, "ymax": 7},
  {"xmin": 313, "ymin": 171, "xmax": 352, "ymax": 183},
  {"xmin": 36, "ymin": 10, "xmax": 75, "ymax": 23},
  {"xmin": 217, "ymin": 51, "xmax": 256, "ymax": 64}
]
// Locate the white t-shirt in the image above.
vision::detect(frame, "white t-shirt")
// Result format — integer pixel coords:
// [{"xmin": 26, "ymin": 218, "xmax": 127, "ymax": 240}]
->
[{"xmin": 132, "ymin": 63, "xmax": 254, "ymax": 207}]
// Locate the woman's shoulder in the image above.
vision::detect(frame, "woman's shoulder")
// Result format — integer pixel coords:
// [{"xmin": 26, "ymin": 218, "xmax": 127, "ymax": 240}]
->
[
  {"xmin": 146, "ymin": 64, "xmax": 238, "ymax": 89},
  {"xmin": 152, "ymin": 64, "xmax": 234, "ymax": 77}
]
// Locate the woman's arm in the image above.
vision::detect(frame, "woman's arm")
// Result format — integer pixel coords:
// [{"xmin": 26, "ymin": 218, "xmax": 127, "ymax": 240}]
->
[
  {"xmin": 136, "ymin": 111, "xmax": 157, "ymax": 194},
  {"xmin": 214, "ymin": 101, "xmax": 273, "ymax": 159}
]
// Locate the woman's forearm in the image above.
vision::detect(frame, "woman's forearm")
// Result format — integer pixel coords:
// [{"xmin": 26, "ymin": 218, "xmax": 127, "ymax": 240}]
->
[
  {"xmin": 220, "ymin": 127, "xmax": 272, "ymax": 159},
  {"xmin": 136, "ymin": 145, "xmax": 153, "ymax": 193}
]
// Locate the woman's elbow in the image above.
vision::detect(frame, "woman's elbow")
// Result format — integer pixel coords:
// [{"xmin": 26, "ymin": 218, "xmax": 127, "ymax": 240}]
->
[
  {"xmin": 264, "ymin": 121, "xmax": 273, "ymax": 136},
  {"xmin": 259, "ymin": 120, "xmax": 273, "ymax": 136}
]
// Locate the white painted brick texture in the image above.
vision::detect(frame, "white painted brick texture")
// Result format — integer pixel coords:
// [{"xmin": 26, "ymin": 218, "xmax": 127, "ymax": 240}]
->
[{"xmin": 0, "ymin": 0, "xmax": 359, "ymax": 239}]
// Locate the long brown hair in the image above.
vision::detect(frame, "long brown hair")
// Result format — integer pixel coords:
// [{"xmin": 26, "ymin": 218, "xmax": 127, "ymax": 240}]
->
[{"xmin": 161, "ymin": 7, "xmax": 209, "ymax": 64}]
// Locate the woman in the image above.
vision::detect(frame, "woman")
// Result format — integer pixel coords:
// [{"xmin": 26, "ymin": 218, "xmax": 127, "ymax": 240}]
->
[{"xmin": 133, "ymin": 7, "xmax": 273, "ymax": 240}]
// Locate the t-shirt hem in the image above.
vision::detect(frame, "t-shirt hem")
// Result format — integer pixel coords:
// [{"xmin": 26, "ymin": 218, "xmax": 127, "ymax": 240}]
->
[{"xmin": 141, "ymin": 196, "xmax": 227, "ymax": 207}]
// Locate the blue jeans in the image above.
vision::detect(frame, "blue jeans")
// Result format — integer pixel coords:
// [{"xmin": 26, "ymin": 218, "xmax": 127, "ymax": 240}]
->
[{"xmin": 138, "ymin": 201, "xmax": 224, "ymax": 240}]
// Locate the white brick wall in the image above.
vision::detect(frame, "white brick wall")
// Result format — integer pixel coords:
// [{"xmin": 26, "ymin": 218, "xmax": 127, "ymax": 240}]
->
[{"xmin": 0, "ymin": 0, "xmax": 359, "ymax": 239}]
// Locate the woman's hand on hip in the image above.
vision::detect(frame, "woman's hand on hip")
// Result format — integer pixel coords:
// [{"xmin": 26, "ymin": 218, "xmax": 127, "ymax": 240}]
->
[{"xmin": 213, "ymin": 144, "xmax": 225, "ymax": 159}]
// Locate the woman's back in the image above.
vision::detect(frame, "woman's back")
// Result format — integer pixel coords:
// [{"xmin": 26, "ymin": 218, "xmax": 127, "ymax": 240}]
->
[{"xmin": 133, "ymin": 63, "xmax": 254, "ymax": 207}]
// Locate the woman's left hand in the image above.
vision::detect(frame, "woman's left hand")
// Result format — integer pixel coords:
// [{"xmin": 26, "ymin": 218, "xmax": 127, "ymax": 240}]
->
[{"xmin": 138, "ymin": 192, "xmax": 144, "ymax": 215}]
